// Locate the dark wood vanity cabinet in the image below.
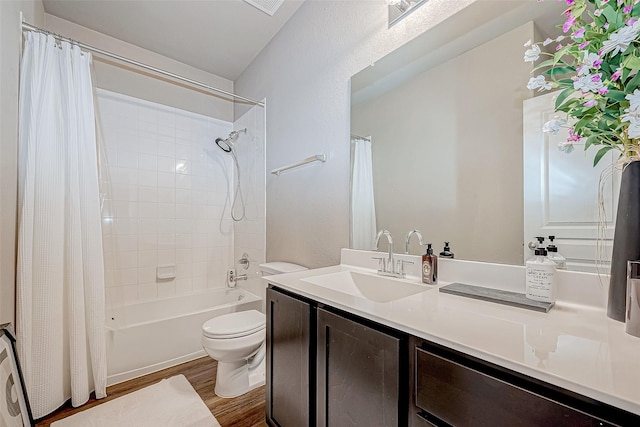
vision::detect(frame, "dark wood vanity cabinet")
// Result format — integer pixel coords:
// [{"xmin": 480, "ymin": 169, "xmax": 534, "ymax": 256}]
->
[
  {"xmin": 266, "ymin": 286, "xmax": 406, "ymax": 427},
  {"xmin": 410, "ymin": 338, "xmax": 640, "ymax": 427},
  {"xmin": 317, "ymin": 307, "xmax": 407, "ymax": 427},
  {"xmin": 267, "ymin": 286, "xmax": 640, "ymax": 427},
  {"xmin": 266, "ymin": 287, "xmax": 314, "ymax": 427}
]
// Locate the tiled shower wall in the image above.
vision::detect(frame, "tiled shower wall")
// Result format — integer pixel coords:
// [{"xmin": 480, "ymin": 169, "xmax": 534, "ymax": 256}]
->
[{"xmin": 98, "ymin": 89, "xmax": 236, "ymax": 308}]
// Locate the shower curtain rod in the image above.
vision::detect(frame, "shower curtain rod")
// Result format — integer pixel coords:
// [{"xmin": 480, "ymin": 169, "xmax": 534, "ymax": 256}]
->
[{"xmin": 21, "ymin": 21, "xmax": 265, "ymax": 107}]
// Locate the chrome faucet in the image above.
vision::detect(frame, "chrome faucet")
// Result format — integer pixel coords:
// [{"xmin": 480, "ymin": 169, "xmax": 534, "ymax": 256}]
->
[
  {"xmin": 375, "ymin": 229, "xmax": 394, "ymax": 270},
  {"xmin": 405, "ymin": 229, "xmax": 424, "ymax": 254},
  {"xmin": 228, "ymin": 269, "xmax": 247, "ymax": 288},
  {"xmin": 373, "ymin": 230, "xmax": 412, "ymax": 278}
]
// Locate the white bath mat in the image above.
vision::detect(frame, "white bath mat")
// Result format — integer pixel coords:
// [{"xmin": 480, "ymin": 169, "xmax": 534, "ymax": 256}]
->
[{"xmin": 51, "ymin": 375, "xmax": 220, "ymax": 427}]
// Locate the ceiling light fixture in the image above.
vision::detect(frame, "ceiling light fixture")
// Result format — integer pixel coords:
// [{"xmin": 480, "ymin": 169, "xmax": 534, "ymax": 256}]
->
[
  {"xmin": 387, "ymin": 0, "xmax": 428, "ymax": 27},
  {"xmin": 243, "ymin": 0, "xmax": 285, "ymax": 16}
]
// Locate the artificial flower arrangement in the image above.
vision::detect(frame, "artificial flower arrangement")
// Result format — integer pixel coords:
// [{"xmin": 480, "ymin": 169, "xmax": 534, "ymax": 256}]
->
[{"xmin": 525, "ymin": 0, "xmax": 640, "ymax": 165}]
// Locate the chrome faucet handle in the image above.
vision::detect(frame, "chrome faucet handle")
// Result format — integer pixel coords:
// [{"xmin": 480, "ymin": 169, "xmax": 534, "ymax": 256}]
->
[
  {"xmin": 372, "ymin": 256, "xmax": 386, "ymax": 272},
  {"xmin": 396, "ymin": 259, "xmax": 414, "ymax": 277}
]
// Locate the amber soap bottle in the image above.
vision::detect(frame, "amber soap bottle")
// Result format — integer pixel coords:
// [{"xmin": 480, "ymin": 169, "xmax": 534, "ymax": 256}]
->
[{"xmin": 422, "ymin": 243, "xmax": 438, "ymax": 284}]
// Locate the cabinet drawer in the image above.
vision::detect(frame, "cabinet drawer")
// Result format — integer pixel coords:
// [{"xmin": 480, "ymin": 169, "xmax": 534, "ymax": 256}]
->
[{"xmin": 415, "ymin": 347, "xmax": 608, "ymax": 426}]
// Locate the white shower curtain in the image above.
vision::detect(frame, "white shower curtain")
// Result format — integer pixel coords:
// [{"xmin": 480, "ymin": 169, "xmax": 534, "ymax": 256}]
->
[
  {"xmin": 16, "ymin": 32, "xmax": 107, "ymax": 418},
  {"xmin": 351, "ymin": 137, "xmax": 377, "ymax": 250}
]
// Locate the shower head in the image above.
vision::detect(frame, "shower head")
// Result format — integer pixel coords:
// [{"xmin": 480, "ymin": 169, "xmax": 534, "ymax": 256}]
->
[{"xmin": 215, "ymin": 128, "xmax": 247, "ymax": 153}]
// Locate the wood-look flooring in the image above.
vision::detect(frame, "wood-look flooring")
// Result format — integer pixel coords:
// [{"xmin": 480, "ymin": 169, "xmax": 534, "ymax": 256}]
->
[{"xmin": 35, "ymin": 357, "xmax": 268, "ymax": 427}]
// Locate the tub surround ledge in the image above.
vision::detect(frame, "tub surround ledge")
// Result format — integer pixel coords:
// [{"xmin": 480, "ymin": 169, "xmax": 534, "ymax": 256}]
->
[{"xmin": 264, "ymin": 249, "xmax": 640, "ymax": 416}]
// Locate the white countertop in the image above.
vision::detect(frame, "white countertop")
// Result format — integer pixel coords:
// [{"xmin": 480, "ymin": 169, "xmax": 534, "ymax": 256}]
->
[{"xmin": 264, "ymin": 251, "xmax": 640, "ymax": 416}]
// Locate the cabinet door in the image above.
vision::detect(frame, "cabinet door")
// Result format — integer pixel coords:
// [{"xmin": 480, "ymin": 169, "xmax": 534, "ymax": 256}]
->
[
  {"xmin": 415, "ymin": 347, "xmax": 611, "ymax": 426},
  {"xmin": 266, "ymin": 287, "xmax": 313, "ymax": 427},
  {"xmin": 317, "ymin": 307, "xmax": 405, "ymax": 427}
]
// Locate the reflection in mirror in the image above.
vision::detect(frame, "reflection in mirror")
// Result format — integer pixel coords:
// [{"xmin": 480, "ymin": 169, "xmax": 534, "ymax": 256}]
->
[{"xmin": 350, "ymin": 1, "xmax": 609, "ymax": 267}]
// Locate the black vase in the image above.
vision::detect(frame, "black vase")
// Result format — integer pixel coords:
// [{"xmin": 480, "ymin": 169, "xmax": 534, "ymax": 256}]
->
[{"xmin": 608, "ymin": 161, "xmax": 640, "ymax": 321}]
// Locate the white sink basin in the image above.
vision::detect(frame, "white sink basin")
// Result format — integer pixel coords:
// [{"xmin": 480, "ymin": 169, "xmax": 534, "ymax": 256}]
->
[{"xmin": 301, "ymin": 270, "xmax": 430, "ymax": 303}]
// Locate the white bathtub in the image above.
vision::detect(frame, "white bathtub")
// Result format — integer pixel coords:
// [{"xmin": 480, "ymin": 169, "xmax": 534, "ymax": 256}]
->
[{"xmin": 104, "ymin": 288, "xmax": 262, "ymax": 386}]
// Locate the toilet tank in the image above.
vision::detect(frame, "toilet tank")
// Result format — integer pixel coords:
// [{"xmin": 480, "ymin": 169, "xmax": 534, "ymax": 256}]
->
[{"xmin": 259, "ymin": 262, "xmax": 308, "ymax": 276}]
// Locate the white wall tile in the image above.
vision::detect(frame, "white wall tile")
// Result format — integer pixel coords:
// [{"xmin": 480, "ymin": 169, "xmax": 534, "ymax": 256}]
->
[
  {"xmin": 138, "ymin": 186, "xmax": 158, "ymax": 203},
  {"xmin": 138, "ymin": 283, "xmax": 158, "ymax": 301},
  {"xmin": 157, "ymin": 282, "xmax": 176, "ymax": 299},
  {"xmin": 157, "ymin": 188, "xmax": 175, "ymax": 203},
  {"xmin": 192, "ymin": 276, "xmax": 207, "ymax": 291},
  {"xmin": 137, "ymin": 267, "xmax": 156, "ymax": 283},
  {"xmin": 117, "ymin": 151, "xmax": 138, "ymax": 169},
  {"xmin": 175, "ymin": 174, "xmax": 191, "ymax": 189},
  {"xmin": 123, "ymin": 285, "xmax": 139, "ymax": 304},
  {"xmin": 138, "ymin": 218, "xmax": 157, "ymax": 234},
  {"xmin": 157, "ymin": 249, "xmax": 175, "ymax": 265},
  {"xmin": 175, "ymin": 189, "xmax": 191, "ymax": 204},
  {"xmin": 138, "ymin": 202, "xmax": 158, "ymax": 219},
  {"xmin": 138, "ymin": 170, "xmax": 157, "ymax": 187},
  {"xmin": 138, "ymin": 153, "xmax": 157, "ymax": 171},
  {"xmin": 157, "ymin": 157, "xmax": 175, "ymax": 173},
  {"xmin": 157, "ymin": 172, "xmax": 175, "ymax": 188},
  {"xmin": 138, "ymin": 250, "xmax": 157, "ymax": 268}
]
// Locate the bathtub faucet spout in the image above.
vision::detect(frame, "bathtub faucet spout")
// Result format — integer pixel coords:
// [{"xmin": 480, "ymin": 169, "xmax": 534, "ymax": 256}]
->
[{"xmin": 228, "ymin": 269, "xmax": 247, "ymax": 287}]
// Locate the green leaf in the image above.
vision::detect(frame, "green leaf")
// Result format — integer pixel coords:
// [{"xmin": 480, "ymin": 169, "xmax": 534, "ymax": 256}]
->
[
  {"xmin": 533, "ymin": 59, "xmax": 560, "ymax": 72},
  {"xmin": 555, "ymin": 88, "xmax": 575, "ymax": 110},
  {"xmin": 574, "ymin": 116, "xmax": 595, "ymax": 133},
  {"xmin": 624, "ymin": 55, "xmax": 640, "ymax": 70},
  {"xmin": 602, "ymin": 5, "xmax": 618, "ymax": 24},
  {"xmin": 554, "ymin": 46, "xmax": 572, "ymax": 63},
  {"xmin": 585, "ymin": 135, "xmax": 599, "ymax": 151},
  {"xmin": 606, "ymin": 90, "xmax": 627, "ymax": 102},
  {"xmin": 571, "ymin": 4, "xmax": 586, "ymax": 18},
  {"xmin": 593, "ymin": 145, "xmax": 613, "ymax": 167},
  {"xmin": 543, "ymin": 66, "xmax": 575, "ymax": 77},
  {"xmin": 627, "ymin": 71, "xmax": 640, "ymax": 92}
]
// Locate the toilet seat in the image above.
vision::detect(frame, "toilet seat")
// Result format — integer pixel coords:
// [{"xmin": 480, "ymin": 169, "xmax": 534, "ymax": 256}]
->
[{"xmin": 202, "ymin": 310, "xmax": 265, "ymax": 339}]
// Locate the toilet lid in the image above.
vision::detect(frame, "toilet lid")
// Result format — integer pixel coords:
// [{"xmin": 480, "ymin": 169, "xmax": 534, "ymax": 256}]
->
[{"xmin": 202, "ymin": 310, "xmax": 266, "ymax": 339}]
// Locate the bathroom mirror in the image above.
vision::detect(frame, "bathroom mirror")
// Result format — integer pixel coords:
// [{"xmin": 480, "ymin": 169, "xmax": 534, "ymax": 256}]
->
[{"xmin": 350, "ymin": 0, "xmax": 585, "ymax": 266}]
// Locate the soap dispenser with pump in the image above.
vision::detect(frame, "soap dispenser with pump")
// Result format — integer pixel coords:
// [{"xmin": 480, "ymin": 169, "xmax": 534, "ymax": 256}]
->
[
  {"xmin": 546, "ymin": 236, "xmax": 566, "ymax": 270},
  {"xmin": 439, "ymin": 242, "xmax": 454, "ymax": 259},
  {"xmin": 526, "ymin": 246, "xmax": 557, "ymax": 303},
  {"xmin": 422, "ymin": 244, "xmax": 438, "ymax": 285}
]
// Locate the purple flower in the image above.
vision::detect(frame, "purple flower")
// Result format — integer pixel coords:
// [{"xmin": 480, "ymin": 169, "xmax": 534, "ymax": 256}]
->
[
  {"xmin": 563, "ymin": 15, "xmax": 577, "ymax": 33},
  {"xmin": 584, "ymin": 99, "xmax": 597, "ymax": 107},
  {"xmin": 604, "ymin": 22, "xmax": 610, "ymax": 30},
  {"xmin": 591, "ymin": 74, "xmax": 602, "ymax": 83},
  {"xmin": 579, "ymin": 41, "xmax": 591, "ymax": 49},
  {"xmin": 567, "ymin": 128, "xmax": 582, "ymax": 142},
  {"xmin": 624, "ymin": 5, "xmax": 633, "ymax": 13},
  {"xmin": 628, "ymin": 18, "xmax": 639, "ymax": 26},
  {"xmin": 593, "ymin": 59, "xmax": 603, "ymax": 68},
  {"xmin": 612, "ymin": 68, "xmax": 622, "ymax": 81},
  {"xmin": 573, "ymin": 26, "xmax": 586, "ymax": 38},
  {"xmin": 598, "ymin": 87, "xmax": 610, "ymax": 95},
  {"xmin": 595, "ymin": 9, "xmax": 603, "ymax": 17},
  {"xmin": 556, "ymin": 43, "xmax": 564, "ymax": 51}
]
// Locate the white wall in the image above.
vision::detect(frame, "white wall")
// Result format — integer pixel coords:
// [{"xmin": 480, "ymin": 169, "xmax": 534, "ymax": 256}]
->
[
  {"xmin": 0, "ymin": 0, "xmax": 44, "ymax": 325},
  {"xmin": 43, "ymin": 14, "xmax": 234, "ymax": 122},
  {"xmin": 234, "ymin": 0, "xmax": 475, "ymax": 268},
  {"xmin": 352, "ymin": 23, "xmax": 533, "ymax": 266}
]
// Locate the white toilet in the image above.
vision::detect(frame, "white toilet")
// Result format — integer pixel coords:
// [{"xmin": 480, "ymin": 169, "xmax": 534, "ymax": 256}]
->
[{"xmin": 201, "ymin": 261, "xmax": 307, "ymax": 398}]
